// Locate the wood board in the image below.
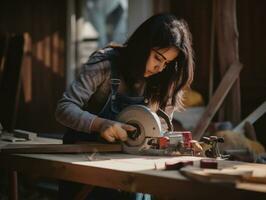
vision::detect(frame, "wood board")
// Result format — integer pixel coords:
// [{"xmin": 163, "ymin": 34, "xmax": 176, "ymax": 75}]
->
[
  {"xmin": 180, "ymin": 159, "xmax": 266, "ymax": 188},
  {"xmin": 193, "ymin": 62, "xmax": 243, "ymax": 140},
  {"xmin": 1, "ymin": 153, "xmax": 266, "ymax": 199},
  {"xmin": 0, "ymin": 143, "xmax": 122, "ymax": 154}
]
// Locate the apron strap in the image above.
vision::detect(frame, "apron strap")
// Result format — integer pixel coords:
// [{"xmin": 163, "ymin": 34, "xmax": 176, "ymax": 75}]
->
[
  {"xmin": 156, "ymin": 109, "xmax": 174, "ymax": 131},
  {"xmin": 109, "ymin": 54, "xmax": 121, "ymax": 114}
]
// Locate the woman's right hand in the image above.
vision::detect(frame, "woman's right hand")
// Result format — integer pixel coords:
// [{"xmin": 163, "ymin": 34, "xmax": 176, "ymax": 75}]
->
[{"xmin": 91, "ymin": 117, "xmax": 136, "ymax": 142}]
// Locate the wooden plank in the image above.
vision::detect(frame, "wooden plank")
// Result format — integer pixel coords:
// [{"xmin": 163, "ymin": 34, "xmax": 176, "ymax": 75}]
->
[
  {"xmin": 181, "ymin": 167, "xmax": 250, "ymax": 184},
  {"xmin": 74, "ymin": 185, "xmax": 94, "ymax": 200},
  {"xmin": 193, "ymin": 62, "xmax": 243, "ymax": 140},
  {"xmin": 0, "ymin": 32, "xmax": 8, "ymax": 78},
  {"xmin": 0, "ymin": 34, "xmax": 24, "ymax": 132},
  {"xmin": 233, "ymin": 101, "xmax": 266, "ymax": 134},
  {"xmin": 180, "ymin": 162, "xmax": 266, "ymax": 186},
  {"xmin": 13, "ymin": 129, "xmax": 38, "ymax": 140},
  {"xmin": 208, "ymin": 0, "xmax": 216, "ymax": 101},
  {"xmin": 216, "ymin": 0, "xmax": 241, "ymax": 124},
  {"xmin": 0, "ymin": 135, "xmax": 62, "ymax": 146},
  {"xmin": 0, "ymin": 143, "xmax": 122, "ymax": 154},
  {"xmin": 8, "ymin": 170, "xmax": 18, "ymax": 200}
]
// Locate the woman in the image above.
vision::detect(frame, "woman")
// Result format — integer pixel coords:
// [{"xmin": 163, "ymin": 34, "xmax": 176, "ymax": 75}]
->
[{"xmin": 56, "ymin": 13, "xmax": 194, "ymax": 200}]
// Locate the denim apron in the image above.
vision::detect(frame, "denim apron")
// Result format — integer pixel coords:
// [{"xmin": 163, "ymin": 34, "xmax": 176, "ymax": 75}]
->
[{"xmin": 60, "ymin": 63, "xmax": 152, "ymax": 200}]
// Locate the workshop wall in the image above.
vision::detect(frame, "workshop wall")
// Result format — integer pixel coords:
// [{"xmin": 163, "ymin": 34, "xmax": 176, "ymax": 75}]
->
[
  {"xmin": 0, "ymin": 0, "xmax": 66, "ymax": 133},
  {"xmin": 0, "ymin": 0, "xmax": 265, "ymax": 143},
  {"xmin": 170, "ymin": 0, "xmax": 266, "ymax": 146},
  {"xmin": 237, "ymin": 0, "xmax": 266, "ymax": 146}
]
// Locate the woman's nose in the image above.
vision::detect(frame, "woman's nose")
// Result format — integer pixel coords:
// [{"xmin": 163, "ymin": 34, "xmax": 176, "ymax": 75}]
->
[{"xmin": 154, "ymin": 64, "xmax": 164, "ymax": 72}]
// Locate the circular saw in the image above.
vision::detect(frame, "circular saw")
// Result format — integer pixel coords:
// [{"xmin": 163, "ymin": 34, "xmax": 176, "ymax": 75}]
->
[{"xmin": 116, "ymin": 105, "xmax": 193, "ymax": 156}]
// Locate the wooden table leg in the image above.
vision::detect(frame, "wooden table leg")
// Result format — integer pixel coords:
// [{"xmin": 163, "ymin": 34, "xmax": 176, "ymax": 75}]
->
[
  {"xmin": 74, "ymin": 185, "xmax": 94, "ymax": 200},
  {"xmin": 8, "ymin": 170, "xmax": 18, "ymax": 200}
]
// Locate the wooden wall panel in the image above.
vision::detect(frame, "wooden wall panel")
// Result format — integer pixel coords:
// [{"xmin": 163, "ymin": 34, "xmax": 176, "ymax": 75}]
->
[
  {"xmin": 170, "ymin": 0, "xmax": 213, "ymax": 103},
  {"xmin": 237, "ymin": 0, "xmax": 266, "ymax": 146},
  {"xmin": 170, "ymin": 0, "xmax": 266, "ymax": 146},
  {"xmin": 0, "ymin": 0, "xmax": 66, "ymax": 133}
]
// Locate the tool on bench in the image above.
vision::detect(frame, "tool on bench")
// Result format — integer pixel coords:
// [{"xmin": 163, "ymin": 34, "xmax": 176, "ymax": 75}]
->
[
  {"xmin": 201, "ymin": 136, "xmax": 227, "ymax": 158},
  {"xmin": 117, "ymin": 105, "xmax": 194, "ymax": 156}
]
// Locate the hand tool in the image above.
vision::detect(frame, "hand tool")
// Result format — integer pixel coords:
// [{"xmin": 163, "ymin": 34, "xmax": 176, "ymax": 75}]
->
[{"xmin": 201, "ymin": 136, "xmax": 225, "ymax": 158}]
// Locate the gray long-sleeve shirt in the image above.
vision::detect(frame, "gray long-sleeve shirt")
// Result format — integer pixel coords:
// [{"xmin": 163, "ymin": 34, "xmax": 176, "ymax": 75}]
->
[{"xmin": 55, "ymin": 48, "xmax": 176, "ymax": 133}]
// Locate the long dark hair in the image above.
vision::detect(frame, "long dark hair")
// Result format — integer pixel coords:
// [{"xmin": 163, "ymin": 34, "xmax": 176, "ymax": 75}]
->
[{"xmin": 117, "ymin": 13, "xmax": 194, "ymax": 110}]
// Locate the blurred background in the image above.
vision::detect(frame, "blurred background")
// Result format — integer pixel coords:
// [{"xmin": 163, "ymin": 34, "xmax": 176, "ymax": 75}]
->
[
  {"xmin": 0, "ymin": 0, "xmax": 265, "ymax": 144},
  {"xmin": 0, "ymin": 0, "xmax": 266, "ymax": 199}
]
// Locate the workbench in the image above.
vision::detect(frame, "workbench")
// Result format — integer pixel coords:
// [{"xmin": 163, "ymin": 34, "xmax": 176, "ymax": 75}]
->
[{"xmin": 1, "ymin": 151, "xmax": 266, "ymax": 200}]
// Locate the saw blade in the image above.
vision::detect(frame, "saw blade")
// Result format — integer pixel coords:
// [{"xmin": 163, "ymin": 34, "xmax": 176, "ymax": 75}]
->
[{"xmin": 116, "ymin": 105, "xmax": 162, "ymax": 148}]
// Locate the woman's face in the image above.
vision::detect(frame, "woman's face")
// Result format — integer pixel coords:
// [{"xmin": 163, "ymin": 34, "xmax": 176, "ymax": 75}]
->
[{"xmin": 144, "ymin": 47, "xmax": 179, "ymax": 77}]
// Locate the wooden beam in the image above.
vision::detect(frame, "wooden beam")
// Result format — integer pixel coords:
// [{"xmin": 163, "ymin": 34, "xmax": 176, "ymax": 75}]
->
[
  {"xmin": 8, "ymin": 170, "xmax": 18, "ymax": 200},
  {"xmin": 193, "ymin": 62, "xmax": 243, "ymax": 140},
  {"xmin": 208, "ymin": 0, "xmax": 216, "ymax": 101},
  {"xmin": 233, "ymin": 101, "xmax": 266, "ymax": 135},
  {"xmin": 216, "ymin": 0, "xmax": 241, "ymax": 124},
  {"xmin": 0, "ymin": 34, "xmax": 24, "ymax": 132},
  {"xmin": 0, "ymin": 143, "xmax": 122, "ymax": 154},
  {"xmin": 74, "ymin": 185, "xmax": 94, "ymax": 200}
]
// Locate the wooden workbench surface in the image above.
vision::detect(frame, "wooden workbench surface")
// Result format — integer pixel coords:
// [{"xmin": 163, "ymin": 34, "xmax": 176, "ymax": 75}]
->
[
  {"xmin": 1, "ymin": 152, "xmax": 266, "ymax": 200},
  {"xmin": 0, "ymin": 136, "xmax": 62, "ymax": 147}
]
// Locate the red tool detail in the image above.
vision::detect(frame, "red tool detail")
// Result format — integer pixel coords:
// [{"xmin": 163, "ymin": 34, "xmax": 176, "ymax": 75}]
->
[
  {"xmin": 200, "ymin": 159, "xmax": 218, "ymax": 169},
  {"xmin": 182, "ymin": 131, "xmax": 192, "ymax": 148},
  {"xmin": 158, "ymin": 137, "xmax": 170, "ymax": 149}
]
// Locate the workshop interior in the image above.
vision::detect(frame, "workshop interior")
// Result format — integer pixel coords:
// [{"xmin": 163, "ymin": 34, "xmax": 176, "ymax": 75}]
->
[{"xmin": 0, "ymin": 0, "xmax": 266, "ymax": 200}]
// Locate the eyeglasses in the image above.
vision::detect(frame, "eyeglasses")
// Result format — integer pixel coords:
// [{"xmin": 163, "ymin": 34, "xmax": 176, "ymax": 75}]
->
[{"xmin": 152, "ymin": 49, "xmax": 175, "ymax": 70}]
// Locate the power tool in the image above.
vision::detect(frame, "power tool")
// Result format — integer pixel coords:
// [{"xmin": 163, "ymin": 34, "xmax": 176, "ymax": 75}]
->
[{"xmin": 116, "ymin": 105, "xmax": 194, "ymax": 156}]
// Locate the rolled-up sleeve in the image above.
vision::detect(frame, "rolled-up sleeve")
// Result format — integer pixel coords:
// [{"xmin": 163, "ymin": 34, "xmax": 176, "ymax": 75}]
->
[{"xmin": 55, "ymin": 60, "xmax": 110, "ymax": 133}]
